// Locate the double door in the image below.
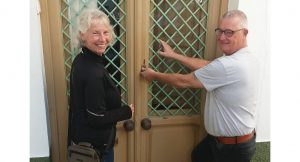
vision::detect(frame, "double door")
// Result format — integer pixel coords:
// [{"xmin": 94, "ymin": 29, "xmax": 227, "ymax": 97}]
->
[{"xmin": 39, "ymin": 0, "xmax": 227, "ymax": 162}]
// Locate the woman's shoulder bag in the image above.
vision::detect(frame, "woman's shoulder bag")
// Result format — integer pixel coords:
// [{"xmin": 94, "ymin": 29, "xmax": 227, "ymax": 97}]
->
[{"xmin": 67, "ymin": 142, "xmax": 102, "ymax": 162}]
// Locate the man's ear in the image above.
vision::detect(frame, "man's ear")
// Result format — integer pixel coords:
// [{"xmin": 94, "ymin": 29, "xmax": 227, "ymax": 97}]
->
[{"xmin": 243, "ymin": 28, "xmax": 248, "ymax": 36}]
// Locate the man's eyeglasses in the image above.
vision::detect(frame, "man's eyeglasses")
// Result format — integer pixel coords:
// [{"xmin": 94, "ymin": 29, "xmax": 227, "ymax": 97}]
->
[{"xmin": 215, "ymin": 28, "xmax": 244, "ymax": 37}]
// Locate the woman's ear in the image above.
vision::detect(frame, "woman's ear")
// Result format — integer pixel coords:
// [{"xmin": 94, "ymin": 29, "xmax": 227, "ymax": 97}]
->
[{"xmin": 79, "ymin": 31, "xmax": 86, "ymax": 44}]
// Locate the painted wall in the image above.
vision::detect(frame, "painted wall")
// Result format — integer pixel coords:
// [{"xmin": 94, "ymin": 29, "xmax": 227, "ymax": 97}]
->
[
  {"xmin": 29, "ymin": 0, "xmax": 270, "ymax": 158},
  {"xmin": 231, "ymin": 0, "xmax": 271, "ymax": 142},
  {"xmin": 30, "ymin": 0, "xmax": 50, "ymax": 157}
]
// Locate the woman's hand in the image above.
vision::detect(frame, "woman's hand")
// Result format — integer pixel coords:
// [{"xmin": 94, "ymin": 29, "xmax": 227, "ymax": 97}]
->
[{"xmin": 129, "ymin": 104, "xmax": 134, "ymax": 114}]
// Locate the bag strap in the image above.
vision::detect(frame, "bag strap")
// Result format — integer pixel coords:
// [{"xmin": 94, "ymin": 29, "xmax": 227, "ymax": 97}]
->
[
  {"xmin": 77, "ymin": 142, "xmax": 93, "ymax": 147},
  {"xmin": 102, "ymin": 126, "xmax": 115, "ymax": 154},
  {"xmin": 92, "ymin": 127, "xmax": 114, "ymax": 162}
]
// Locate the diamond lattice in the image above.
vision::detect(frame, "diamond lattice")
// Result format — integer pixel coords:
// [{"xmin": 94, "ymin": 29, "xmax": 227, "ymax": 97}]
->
[{"xmin": 148, "ymin": 0, "xmax": 209, "ymax": 116}]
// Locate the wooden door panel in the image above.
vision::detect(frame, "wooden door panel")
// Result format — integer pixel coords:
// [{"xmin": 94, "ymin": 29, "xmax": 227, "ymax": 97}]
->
[
  {"xmin": 142, "ymin": 1, "xmax": 210, "ymax": 161},
  {"xmin": 149, "ymin": 124, "xmax": 199, "ymax": 162},
  {"xmin": 139, "ymin": 116, "xmax": 203, "ymax": 162},
  {"xmin": 115, "ymin": 124, "xmax": 128, "ymax": 162}
]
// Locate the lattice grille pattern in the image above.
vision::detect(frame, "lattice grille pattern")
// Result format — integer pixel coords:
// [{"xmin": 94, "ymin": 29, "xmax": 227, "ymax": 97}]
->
[
  {"xmin": 60, "ymin": 0, "xmax": 128, "ymax": 105},
  {"xmin": 148, "ymin": 0, "xmax": 209, "ymax": 116}
]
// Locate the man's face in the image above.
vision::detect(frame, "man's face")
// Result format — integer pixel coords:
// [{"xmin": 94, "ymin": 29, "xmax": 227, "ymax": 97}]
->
[{"xmin": 217, "ymin": 17, "xmax": 248, "ymax": 55}]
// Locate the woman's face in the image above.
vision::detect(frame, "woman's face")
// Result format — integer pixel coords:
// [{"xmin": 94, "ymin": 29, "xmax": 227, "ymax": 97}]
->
[{"xmin": 80, "ymin": 19, "xmax": 111, "ymax": 55}]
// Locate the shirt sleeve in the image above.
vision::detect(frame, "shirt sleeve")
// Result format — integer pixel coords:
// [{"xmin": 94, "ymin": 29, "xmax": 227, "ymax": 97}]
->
[{"xmin": 194, "ymin": 59, "xmax": 228, "ymax": 91}]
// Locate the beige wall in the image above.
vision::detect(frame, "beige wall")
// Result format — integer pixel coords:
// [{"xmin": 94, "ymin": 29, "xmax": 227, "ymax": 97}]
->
[
  {"xmin": 30, "ymin": 0, "xmax": 50, "ymax": 157},
  {"xmin": 236, "ymin": 0, "xmax": 270, "ymax": 142}
]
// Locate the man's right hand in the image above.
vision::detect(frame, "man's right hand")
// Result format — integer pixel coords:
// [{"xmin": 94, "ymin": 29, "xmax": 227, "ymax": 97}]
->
[{"xmin": 157, "ymin": 40, "xmax": 177, "ymax": 59}]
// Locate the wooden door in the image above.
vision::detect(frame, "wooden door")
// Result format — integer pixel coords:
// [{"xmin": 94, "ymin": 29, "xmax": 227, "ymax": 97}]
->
[
  {"xmin": 134, "ymin": 1, "xmax": 228, "ymax": 162},
  {"xmin": 39, "ymin": 0, "xmax": 227, "ymax": 162}
]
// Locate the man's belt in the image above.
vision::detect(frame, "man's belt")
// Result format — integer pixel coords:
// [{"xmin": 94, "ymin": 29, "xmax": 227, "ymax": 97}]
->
[{"xmin": 210, "ymin": 130, "xmax": 255, "ymax": 144}]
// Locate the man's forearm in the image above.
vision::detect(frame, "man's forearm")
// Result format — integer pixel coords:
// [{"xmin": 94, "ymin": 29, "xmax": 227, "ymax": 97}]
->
[
  {"xmin": 172, "ymin": 53, "xmax": 210, "ymax": 70},
  {"xmin": 152, "ymin": 71, "xmax": 190, "ymax": 88}
]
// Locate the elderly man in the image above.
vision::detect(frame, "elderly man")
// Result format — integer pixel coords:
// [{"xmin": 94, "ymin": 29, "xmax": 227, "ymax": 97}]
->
[{"xmin": 140, "ymin": 10, "xmax": 259, "ymax": 162}]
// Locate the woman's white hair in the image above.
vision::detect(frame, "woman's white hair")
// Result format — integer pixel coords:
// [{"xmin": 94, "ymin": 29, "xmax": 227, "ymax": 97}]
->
[
  {"xmin": 222, "ymin": 10, "xmax": 248, "ymax": 29},
  {"xmin": 73, "ymin": 8, "xmax": 116, "ymax": 49}
]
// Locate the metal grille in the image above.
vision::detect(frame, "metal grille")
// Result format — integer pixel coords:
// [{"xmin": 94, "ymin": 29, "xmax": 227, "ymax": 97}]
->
[
  {"xmin": 148, "ymin": 0, "xmax": 209, "ymax": 116},
  {"xmin": 60, "ymin": 0, "xmax": 128, "ymax": 105}
]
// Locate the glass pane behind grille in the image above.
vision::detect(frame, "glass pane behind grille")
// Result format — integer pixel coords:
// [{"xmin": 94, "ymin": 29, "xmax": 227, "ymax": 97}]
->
[
  {"xmin": 148, "ymin": 0, "xmax": 209, "ymax": 116},
  {"xmin": 61, "ymin": 0, "xmax": 128, "ymax": 105}
]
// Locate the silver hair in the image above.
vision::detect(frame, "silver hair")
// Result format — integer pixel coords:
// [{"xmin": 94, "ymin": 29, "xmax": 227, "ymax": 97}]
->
[
  {"xmin": 222, "ymin": 10, "xmax": 248, "ymax": 28},
  {"xmin": 75, "ymin": 8, "xmax": 116, "ymax": 48}
]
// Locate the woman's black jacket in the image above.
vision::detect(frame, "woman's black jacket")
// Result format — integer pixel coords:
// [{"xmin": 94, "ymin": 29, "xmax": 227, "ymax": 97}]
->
[{"xmin": 67, "ymin": 47, "xmax": 132, "ymax": 151}]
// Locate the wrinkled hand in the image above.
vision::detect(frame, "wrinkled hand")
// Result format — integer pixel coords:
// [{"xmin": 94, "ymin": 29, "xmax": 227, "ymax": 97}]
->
[
  {"xmin": 140, "ymin": 64, "xmax": 155, "ymax": 82},
  {"xmin": 129, "ymin": 104, "xmax": 134, "ymax": 114},
  {"xmin": 157, "ymin": 40, "xmax": 176, "ymax": 58}
]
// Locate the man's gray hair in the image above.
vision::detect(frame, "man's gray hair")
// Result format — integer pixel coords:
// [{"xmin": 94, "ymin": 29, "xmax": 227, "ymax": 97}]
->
[{"xmin": 222, "ymin": 10, "xmax": 248, "ymax": 28}]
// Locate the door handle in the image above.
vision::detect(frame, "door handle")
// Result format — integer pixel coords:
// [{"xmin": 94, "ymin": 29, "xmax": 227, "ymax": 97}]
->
[
  {"xmin": 141, "ymin": 118, "xmax": 152, "ymax": 130},
  {"xmin": 123, "ymin": 119, "xmax": 135, "ymax": 131}
]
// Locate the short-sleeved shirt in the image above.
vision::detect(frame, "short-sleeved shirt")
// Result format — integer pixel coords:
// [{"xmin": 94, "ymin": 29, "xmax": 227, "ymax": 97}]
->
[{"xmin": 194, "ymin": 47, "xmax": 259, "ymax": 136}]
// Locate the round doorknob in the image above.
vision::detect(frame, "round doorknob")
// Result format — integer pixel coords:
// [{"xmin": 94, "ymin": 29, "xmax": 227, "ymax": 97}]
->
[
  {"xmin": 141, "ymin": 118, "xmax": 152, "ymax": 130},
  {"xmin": 123, "ymin": 120, "xmax": 135, "ymax": 131}
]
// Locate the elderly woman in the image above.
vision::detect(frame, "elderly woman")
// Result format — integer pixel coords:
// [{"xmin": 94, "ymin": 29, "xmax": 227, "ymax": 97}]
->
[{"xmin": 68, "ymin": 8, "xmax": 134, "ymax": 162}]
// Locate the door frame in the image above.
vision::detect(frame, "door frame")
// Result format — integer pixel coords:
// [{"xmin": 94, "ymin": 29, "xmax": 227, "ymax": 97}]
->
[
  {"xmin": 39, "ymin": 1, "xmax": 69, "ymax": 162},
  {"xmin": 39, "ymin": 0, "xmax": 228, "ymax": 162}
]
